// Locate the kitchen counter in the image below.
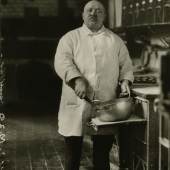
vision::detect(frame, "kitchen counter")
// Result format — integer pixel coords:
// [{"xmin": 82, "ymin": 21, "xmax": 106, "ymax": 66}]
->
[
  {"xmin": 131, "ymin": 85, "xmax": 160, "ymax": 170},
  {"xmin": 132, "ymin": 86, "xmax": 160, "ymax": 98}
]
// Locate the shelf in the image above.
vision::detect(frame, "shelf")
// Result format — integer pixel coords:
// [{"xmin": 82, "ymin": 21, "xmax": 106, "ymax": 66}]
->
[
  {"xmin": 113, "ymin": 23, "xmax": 170, "ymax": 36},
  {"xmin": 90, "ymin": 114, "xmax": 146, "ymax": 132},
  {"xmin": 125, "ymin": 22, "xmax": 170, "ymax": 29}
]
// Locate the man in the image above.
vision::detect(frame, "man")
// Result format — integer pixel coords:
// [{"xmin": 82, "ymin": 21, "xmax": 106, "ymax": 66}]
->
[{"xmin": 54, "ymin": 1, "xmax": 134, "ymax": 170}]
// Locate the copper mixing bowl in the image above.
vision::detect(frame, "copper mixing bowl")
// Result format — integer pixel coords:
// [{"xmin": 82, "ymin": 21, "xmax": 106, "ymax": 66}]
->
[{"xmin": 92, "ymin": 97, "xmax": 133, "ymax": 122}]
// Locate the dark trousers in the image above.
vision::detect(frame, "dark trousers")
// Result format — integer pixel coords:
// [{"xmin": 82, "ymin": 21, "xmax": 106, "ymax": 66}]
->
[{"xmin": 64, "ymin": 135, "xmax": 115, "ymax": 170}]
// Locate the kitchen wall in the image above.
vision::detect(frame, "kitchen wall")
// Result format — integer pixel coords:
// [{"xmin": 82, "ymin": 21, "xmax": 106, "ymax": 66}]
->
[
  {"xmin": 0, "ymin": 0, "xmax": 58, "ymax": 17},
  {"xmin": 0, "ymin": 0, "xmax": 61, "ymax": 112}
]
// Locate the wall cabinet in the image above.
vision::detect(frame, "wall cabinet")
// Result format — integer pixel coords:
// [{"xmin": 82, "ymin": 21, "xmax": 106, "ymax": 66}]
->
[
  {"xmin": 112, "ymin": 0, "xmax": 170, "ymax": 29},
  {"xmin": 123, "ymin": 0, "xmax": 170, "ymax": 27}
]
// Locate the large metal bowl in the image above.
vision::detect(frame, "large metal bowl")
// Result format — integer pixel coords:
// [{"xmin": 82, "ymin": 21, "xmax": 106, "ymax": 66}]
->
[{"xmin": 92, "ymin": 97, "xmax": 133, "ymax": 122}]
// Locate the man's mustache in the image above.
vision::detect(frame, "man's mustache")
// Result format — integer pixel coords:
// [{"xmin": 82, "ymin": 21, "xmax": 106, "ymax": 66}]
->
[{"xmin": 88, "ymin": 16, "xmax": 98, "ymax": 20}]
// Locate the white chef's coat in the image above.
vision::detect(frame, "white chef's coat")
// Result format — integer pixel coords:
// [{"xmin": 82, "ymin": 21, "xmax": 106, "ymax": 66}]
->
[{"xmin": 54, "ymin": 24, "xmax": 134, "ymax": 136}]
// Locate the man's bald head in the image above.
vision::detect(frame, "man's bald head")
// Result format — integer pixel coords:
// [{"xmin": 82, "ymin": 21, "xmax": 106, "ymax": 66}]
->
[{"xmin": 82, "ymin": 0, "xmax": 106, "ymax": 32}]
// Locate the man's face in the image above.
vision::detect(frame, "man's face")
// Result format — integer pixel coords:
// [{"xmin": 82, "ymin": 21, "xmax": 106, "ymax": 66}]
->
[{"xmin": 82, "ymin": 0, "xmax": 106, "ymax": 32}]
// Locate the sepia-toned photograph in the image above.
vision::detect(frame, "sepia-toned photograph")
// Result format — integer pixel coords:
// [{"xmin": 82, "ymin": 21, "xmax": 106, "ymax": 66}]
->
[{"xmin": 0, "ymin": 0, "xmax": 170, "ymax": 170}]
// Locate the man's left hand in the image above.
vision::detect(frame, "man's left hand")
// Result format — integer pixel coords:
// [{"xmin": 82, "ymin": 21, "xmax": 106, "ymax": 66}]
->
[{"xmin": 120, "ymin": 80, "xmax": 130, "ymax": 97}]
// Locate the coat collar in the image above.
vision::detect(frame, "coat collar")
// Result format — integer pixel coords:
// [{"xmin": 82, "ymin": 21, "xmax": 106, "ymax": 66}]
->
[{"xmin": 81, "ymin": 24, "xmax": 106, "ymax": 36}]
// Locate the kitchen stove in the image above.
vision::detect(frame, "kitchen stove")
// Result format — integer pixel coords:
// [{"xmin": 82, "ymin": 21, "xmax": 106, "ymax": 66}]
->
[{"xmin": 133, "ymin": 74, "xmax": 158, "ymax": 87}]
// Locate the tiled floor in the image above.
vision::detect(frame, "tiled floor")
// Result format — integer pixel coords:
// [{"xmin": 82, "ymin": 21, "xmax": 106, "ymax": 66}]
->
[
  {"xmin": 1, "ymin": 111, "xmax": 119, "ymax": 170},
  {"xmin": 1, "ymin": 112, "xmax": 94, "ymax": 170}
]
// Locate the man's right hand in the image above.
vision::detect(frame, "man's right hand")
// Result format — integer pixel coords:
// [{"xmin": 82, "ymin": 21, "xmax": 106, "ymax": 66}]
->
[{"xmin": 74, "ymin": 77, "xmax": 88, "ymax": 99}]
